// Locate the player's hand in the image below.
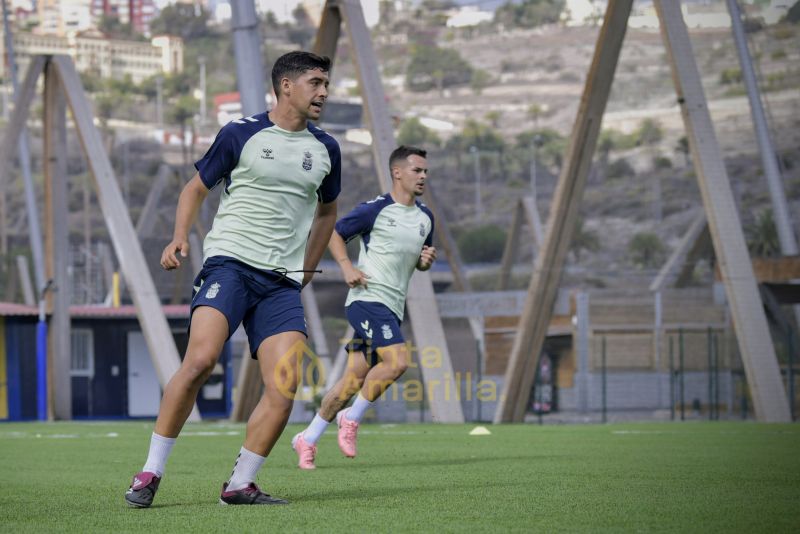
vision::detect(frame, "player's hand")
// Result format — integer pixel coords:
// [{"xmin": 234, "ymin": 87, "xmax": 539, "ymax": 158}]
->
[
  {"xmin": 161, "ymin": 238, "xmax": 189, "ymax": 270},
  {"xmin": 302, "ymin": 271, "xmax": 314, "ymax": 288},
  {"xmin": 418, "ymin": 245, "xmax": 437, "ymax": 269},
  {"xmin": 342, "ymin": 263, "xmax": 370, "ymax": 288}
]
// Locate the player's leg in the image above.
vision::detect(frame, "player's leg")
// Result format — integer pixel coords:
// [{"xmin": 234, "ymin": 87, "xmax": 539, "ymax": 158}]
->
[
  {"xmin": 345, "ymin": 342, "xmax": 409, "ymax": 422},
  {"xmin": 220, "ymin": 330, "xmax": 305, "ymax": 505},
  {"xmin": 126, "ymin": 257, "xmax": 246, "ymax": 508},
  {"xmin": 220, "ymin": 272, "xmax": 307, "ymax": 504},
  {"xmin": 154, "ymin": 306, "xmax": 228, "ymax": 437},
  {"xmin": 247, "ymin": 330, "xmax": 307, "ymax": 454},
  {"xmin": 336, "ymin": 343, "xmax": 409, "ymax": 458},
  {"xmin": 292, "ymin": 350, "xmax": 370, "ymax": 469},
  {"xmin": 334, "ymin": 301, "xmax": 408, "ymax": 458},
  {"xmin": 320, "ymin": 352, "xmax": 371, "ymax": 420},
  {"xmin": 125, "ymin": 306, "xmax": 229, "ymax": 507},
  {"xmin": 362, "ymin": 342, "xmax": 410, "ymax": 401}
]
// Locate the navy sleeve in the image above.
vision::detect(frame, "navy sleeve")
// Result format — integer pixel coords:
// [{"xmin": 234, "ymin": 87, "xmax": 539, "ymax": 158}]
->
[
  {"xmin": 194, "ymin": 123, "xmax": 238, "ymax": 190},
  {"xmin": 419, "ymin": 203, "xmax": 435, "ymax": 247},
  {"xmin": 425, "ymin": 217, "xmax": 435, "ymax": 248},
  {"xmin": 309, "ymin": 124, "xmax": 341, "ymax": 203},
  {"xmin": 335, "ymin": 196, "xmax": 389, "ymax": 243},
  {"xmin": 194, "ymin": 112, "xmax": 270, "ymax": 191},
  {"xmin": 318, "ymin": 141, "xmax": 341, "ymax": 203}
]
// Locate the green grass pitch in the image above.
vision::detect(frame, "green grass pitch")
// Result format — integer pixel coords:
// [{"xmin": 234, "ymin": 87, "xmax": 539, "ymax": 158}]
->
[{"xmin": 1, "ymin": 421, "xmax": 798, "ymax": 532}]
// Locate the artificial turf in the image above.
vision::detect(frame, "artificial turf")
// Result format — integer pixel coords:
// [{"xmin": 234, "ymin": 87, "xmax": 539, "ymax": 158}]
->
[{"xmin": 0, "ymin": 421, "xmax": 798, "ymax": 532}]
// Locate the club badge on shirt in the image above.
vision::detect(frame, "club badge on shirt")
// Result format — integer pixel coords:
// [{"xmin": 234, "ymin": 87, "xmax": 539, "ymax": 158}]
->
[{"xmin": 302, "ymin": 151, "xmax": 313, "ymax": 171}]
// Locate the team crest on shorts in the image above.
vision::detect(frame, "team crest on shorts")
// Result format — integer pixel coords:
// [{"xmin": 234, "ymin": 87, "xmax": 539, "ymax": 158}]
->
[
  {"xmin": 302, "ymin": 151, "xmax": 313, "ymax": 171},
  {"xmin": 381, "ymin": 324, "xmax": 393, "ymax": 340},
  {"xmin": 205, "ymin": 282, "xmax": 221, "ymax": 299}
]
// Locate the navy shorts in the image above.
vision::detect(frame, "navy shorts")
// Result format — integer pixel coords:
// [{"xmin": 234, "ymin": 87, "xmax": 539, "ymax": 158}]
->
[
  {"xmin": 345, "ymin": 300, "xmax": 404, "ymax": 366},
  {"xmin": 190, "ymin": 256, "xmax": 307, "ymax": 358}
]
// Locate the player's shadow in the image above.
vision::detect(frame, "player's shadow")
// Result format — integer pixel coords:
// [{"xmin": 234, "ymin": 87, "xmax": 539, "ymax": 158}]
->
[
  {"xmin": 323, "ymin": 453, "xmax": 542, "ymax": 470},
  {"xmin": 299, "ymin": 479, "xmax": 531, "ymax": 502}
]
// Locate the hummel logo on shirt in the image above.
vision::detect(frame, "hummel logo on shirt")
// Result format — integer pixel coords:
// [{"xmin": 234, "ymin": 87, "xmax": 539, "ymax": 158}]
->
[
  {"xmin": 232, "ymin": 115, "xmax": 260, "ymax": 124},
  {"xmin": 387, "ymin": 218, "xmax": 396, "ymax": 227},
  {"xmin": 261, "ymin": 147, "xmax": 274, "ymax": 159}
]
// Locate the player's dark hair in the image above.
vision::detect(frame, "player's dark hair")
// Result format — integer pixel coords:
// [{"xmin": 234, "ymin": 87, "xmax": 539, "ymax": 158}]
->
[
  {"xmin": 389, "ymin": 145, "xmax": 427, "ymax": 175},
  {"xmin": 271, "ymin": 51, "xmax": 331, "ymax": 98}
]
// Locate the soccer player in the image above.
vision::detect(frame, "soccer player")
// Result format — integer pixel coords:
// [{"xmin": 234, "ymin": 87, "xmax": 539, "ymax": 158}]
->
[
  {"xmin": 291, "ymin": 145, "xmax": 435, "ymax": 469},
  {"xmin": 124, "ymin": 51, "xmax": 340, "ymax": 507}
]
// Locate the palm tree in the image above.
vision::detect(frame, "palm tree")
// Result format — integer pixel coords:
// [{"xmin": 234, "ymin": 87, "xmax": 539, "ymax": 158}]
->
[
  {"xmin": 570, "ymin": 218, "xmax": 600, "ymax": 262},
  {"xmin": 527, "ymin": 104, "xmax": 543, "ymax": 130},
  {"xmin": 628, "ymin": 232, "xmax": 666, "ymax": 269},
  {"xmin": 168, "ymin": 95, "xmax": 199, "ymax": 172},
  {"xmin": 675, "ymin": 136, "xmax": 690, "ymax": 167},
  {"xmin": 746, "ymin": 209, "xmax": 780, "ymax": 258},
  {"xmin": 95, "ymin": 93, "xmax": 116, "ymax": 153}
]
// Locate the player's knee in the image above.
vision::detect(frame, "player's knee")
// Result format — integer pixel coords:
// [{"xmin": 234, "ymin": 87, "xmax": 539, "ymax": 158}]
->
[
  {"xmin": 272, "ymin": 367, "xmax": 300, "ymax": 397},
  {"xmin": 338, "ymin": 370, "xmax": 364, "ymax": 396},
  {"xmin": 391, "ymin": 359, "xmax": 408, "ymax": 378},
  {"xmin": 182, "ymin": 353, "xmax": 217, "ymax": 382},
  {"xmin": 271, "ymin": 382, "xmax": 298, "ymax": 405},
  {"xmin": 389, "ymin": 350, "xmax": 409, "ymax": 378},
  {"xmin": 346, "ymin": 374, "xmax": 366, "ymax": 391},
  {"xmin": 265, "ymin": 387, "xmax": 295, "ymax": 413}
]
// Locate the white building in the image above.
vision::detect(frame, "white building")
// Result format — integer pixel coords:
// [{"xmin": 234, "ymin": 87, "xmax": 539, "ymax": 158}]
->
[
  {"xmin": 0, "ymin": 28, "xmax": 184, "ymax": 83},
  {"xmin": 446, "ymin": 6, "xmax": 493, "ymax": 28},
  {"xmin": 561, "ymin": 0, "xmax": 606, "ymax": 27},
  {"xmin": 629, "ymin": 2, "xmax": 732, "ymax": 29}
]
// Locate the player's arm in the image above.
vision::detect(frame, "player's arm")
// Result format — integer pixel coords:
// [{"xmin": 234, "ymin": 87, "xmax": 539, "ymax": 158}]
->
[
  {"xmin": 416, "ymin": 245, "xmax": 437, "ymax": 271},
  {"xmin": 161, "ymin": 173, "xmax": 209, "ymax": 271},
  {"xmin": 302, "ymin": 200, "xmax": 338, "ymax": 287},
  {"xmin": 329, "ymin": 229, "xmax": 370, "ymax": 288},
  {"xmin": 417, "ymin": 210, "xmax": 436, "ymax": 271}
]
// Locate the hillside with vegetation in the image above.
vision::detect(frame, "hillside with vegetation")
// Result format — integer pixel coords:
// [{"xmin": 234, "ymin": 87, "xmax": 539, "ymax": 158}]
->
[{"xmin": 358, "ymin": 7, "xmax": 800, "ymax": 291}]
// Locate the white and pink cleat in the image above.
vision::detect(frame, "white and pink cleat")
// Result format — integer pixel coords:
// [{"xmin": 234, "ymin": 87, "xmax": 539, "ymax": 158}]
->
[
  {"xmin": 336, "ymin": 409, "xmax": 359, "ymax": 458},
  {"xmin": 291, "ymin": 432, "xmax": 317, "ymax": 470}
]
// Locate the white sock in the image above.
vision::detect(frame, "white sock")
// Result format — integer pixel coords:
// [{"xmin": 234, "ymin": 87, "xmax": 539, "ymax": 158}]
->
[
  {"xmin": 303, "ymin": 414, "xmax": 331, "ymax": 445},
  {"xmin": 142, "ymin": 432, "xmax": 176, "ymax": 478},
  {"xmin": 227, "ymin": 447, "xmax": 266, "ymax": 491},
  {"xmin": 346, "ymin": 393, "xmax": 373, "ymax": 423}
]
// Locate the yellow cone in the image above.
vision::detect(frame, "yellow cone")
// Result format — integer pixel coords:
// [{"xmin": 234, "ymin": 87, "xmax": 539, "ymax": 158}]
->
[{"xmin": 469, "ymin": 426, "xmax": 491, "ymax": 436}]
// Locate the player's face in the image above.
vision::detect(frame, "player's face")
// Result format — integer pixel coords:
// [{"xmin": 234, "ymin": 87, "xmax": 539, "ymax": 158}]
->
[
  {"xmin": 284, "ymin": 68, "xmax": 329, "ymax": 120},
  {"xmin": 394, "ymin": 154, "xmax": 428, "ymax": 197}
]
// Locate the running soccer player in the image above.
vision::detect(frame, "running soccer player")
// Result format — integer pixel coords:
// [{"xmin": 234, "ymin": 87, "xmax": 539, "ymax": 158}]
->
[
  {"xmin": 292, "ymin": 145, "xmax": 435, "ymax": 469},
  {"xmin": 124, "ymin": 51, "xmax": 340, "ymax": 506}
]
